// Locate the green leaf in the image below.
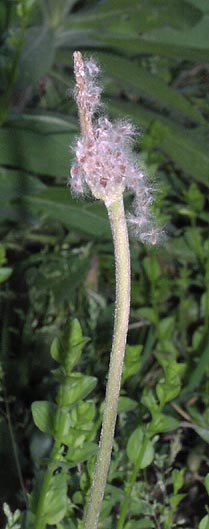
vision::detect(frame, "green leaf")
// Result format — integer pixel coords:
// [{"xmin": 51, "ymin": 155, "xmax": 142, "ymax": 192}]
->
[
  {"xmin": 199, "ymin": 514, "xmax": 209, "ymax": 529},
  {"xmin": 108, "ymin": 101, "xmax": 209, "ymax": 188},
  {"xmin": 188, "ymin": 0, "xmax": 209, "ymax": 12},
  {"xmin": 0, "ymin": 123, "xmax": 72, "ymax": 178},
  {"xmin": 70, "ymin": 400, "xmax": 96, "ymax": 426},
  {"xmin": 98, "ymin": 53, "xmax": 204, "ymax": 124},
  {"xmin": 143, "ymin": 256, "xmax": 161, "ymax": 282},
  {"xmin": 57, "ymin": 373, "xmax": 97, "ymax": 408},
  {"xmin": 0, "ymin": 167, "xmax": 46, "ymax": 201},
  {"xmin": 172, "ymin": 468, "xmax": 185, "ymax": 494},
  {"xmin": 118, "ymin": 397, "xmax": 138, "ymax": 413},
  {"xmin": 79, "ymin": 0, "xmax": 199, "ymax": 29},
  {"xmin": 190, "ymin": 424, "xmax": 209, "ymax": 445},
  {"xmin": 65, "ymin": 0, "xmax": 207, "ymax": 61},
  {"xmin": 148, "ymin": 413, "xmax": 179, "ymax": 435},
  {"xmin": 127, "ymin": 427, "xmax": 154, "ymax": 468},
  {"xmin": 51, "ymin": 319, "xmax": 89, "ymax": 373},
  {"xmin": 142, "ymin": 390, "xmax": 159, "ymax": 416},
  {"xmin": 15, "ymin": 26, "xmax": 55, "ymax": 87},
  {"xmin": 156, "ymin": 379, "xmax": 180, "ymax": 406},
  {"xmin": 186, "ymin": 183, "xmax": 205, "ymax": 213},
  {"xmin": 67, "ymin": 442, "xmax": 97, "ymax": 464},
  {"xmin": 31, "ymin": 401, "xmax": 57, "ymax": 436},
  {"xmin": 42, "ymin": 473, "xmax": 67, "ymax": 524},
  {"xmin": 170, "ymin": 493, "xmax": 186, "ymax": 509},
  {"xmin": 0, "ymin": 267, "xmax": 13, "ymax": 283},
  {"xmin": 143, "ymin": 14, "xmax": 209, "ymax": 55},
  {"xmin": 137, "ymin": 307, "xmax": 158, "ymax": 325},
  {"xmin": 27, "ymin": 187, "xmax": 111, "ymax": 238},
  {"xmin": 122, "ymin": 344, "xmax": 143, "ymax": 383},
  {"xmin": 158, "ymin": 317, "xmax": 175, "ymax": 340}
]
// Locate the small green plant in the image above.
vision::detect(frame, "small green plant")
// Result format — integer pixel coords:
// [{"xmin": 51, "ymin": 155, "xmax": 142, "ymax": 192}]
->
[{"xmin": 30, "ymin": 319, "xmax": 97, "ymax": 528}]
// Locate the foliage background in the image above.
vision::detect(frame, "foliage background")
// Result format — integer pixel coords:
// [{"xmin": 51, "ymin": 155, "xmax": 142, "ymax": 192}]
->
[{"xmin": 0, "ymin": 0, "xmax": 209, "ymax": 527}]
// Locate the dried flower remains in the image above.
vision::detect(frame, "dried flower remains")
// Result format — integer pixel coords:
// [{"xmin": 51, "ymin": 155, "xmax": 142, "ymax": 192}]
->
[{"xmin": 70, "ymin": 51, "xmax": 162, "ymax": 245}]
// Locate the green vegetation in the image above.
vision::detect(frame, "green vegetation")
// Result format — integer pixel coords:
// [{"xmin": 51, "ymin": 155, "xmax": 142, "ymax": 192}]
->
[{"xmin": 1, "ymin": 0, "xmax": 209, "ymax": 528}]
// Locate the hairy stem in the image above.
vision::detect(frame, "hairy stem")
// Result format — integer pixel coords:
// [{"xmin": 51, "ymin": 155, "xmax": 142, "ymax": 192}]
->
[{"xmin": 84, "ymin": 196, "xmax": 131, "ymax": 529}]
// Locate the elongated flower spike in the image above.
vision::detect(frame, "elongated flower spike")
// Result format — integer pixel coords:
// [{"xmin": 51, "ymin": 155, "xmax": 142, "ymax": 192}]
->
[
  {"xmin": 69, "ymin": 51, "xmax": 161, "ymax": 529},
  {"xmin": 70, "ymin": 51, "xmax": 161, "ymax": 244}
]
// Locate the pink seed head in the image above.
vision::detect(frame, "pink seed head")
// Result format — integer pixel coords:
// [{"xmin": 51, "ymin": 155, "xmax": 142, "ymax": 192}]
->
[{"xmin": 70, "ymin": 51, "xmax": 161, "ymax": 243}]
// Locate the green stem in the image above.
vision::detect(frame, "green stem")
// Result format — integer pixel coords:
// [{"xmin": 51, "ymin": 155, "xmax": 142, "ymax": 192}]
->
[{"xmin": 84, "ymin": 196, "xmax": 131, "ymax": 529}]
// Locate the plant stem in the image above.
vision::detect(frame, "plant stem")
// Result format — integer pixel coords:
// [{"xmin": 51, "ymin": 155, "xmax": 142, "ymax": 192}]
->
[{"xmin": 84, "ymin": 196, "xmax": 131, "ymax": 529}]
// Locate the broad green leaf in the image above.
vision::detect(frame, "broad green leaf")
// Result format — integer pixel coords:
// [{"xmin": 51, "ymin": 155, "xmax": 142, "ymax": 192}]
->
[
  {"xmin": 42, "ymin": 473, "xmax": 67, "ymax": 524},
  {"xmin": 90, "ymin": 30, "xmax": 209, "ymax": 61},
  {"xmin": 0, "ymin": 124, "xmax": 73, "ymax": 179},
  {"xmin": 108, "ymin": 101, "xmax": 209, "ymax": 187},
  {"xmin": 57, "ymin": 373, "xmax": 97, "ymax": 408},
  {"xmin": 63, "ymin": 0, "xmax": 203, "ymax": 66},
  {"xmin": 31, "ymin": 401, "xmax": 72, "ymax": 439},
  {"xmin": 199, "ymin": 515, "xmax": 209, "ymax": 529},
  {"xmin": 15, "ymin": 26, "xmax": 55, "ymax": 87},
  {"xmin": 27, "ymin": 187, "xmax": 111, "ymax": 239},
  {"xmin": 127, "ymin": 427, "xmax": 154, "ymax": 468},
  {"xmin": 143, "ymin": 15, "xmax": 209, "ymax": 54},
  {"xmin": 98, "ymin": 53, "xmax": 204, "ymax": 124},
  {"xmin": 0, "ymin": 168, "xmax": 46, "ymax": 201},
  {"xmin": 188, "ymin": 0, "xmax": 209, "ymax": 12},
  {"xmin": 0, "ymin": 167, "xmax": 47, "ymax": 222},
  {"xmin": 21, "ymin": 113, "xmax": 77, "ymax": 133},
  {"xmin": 31, "ymin": 401, "xmax": 57, "ymax": 436},
  {"xmin": 68, "ymin": 0, "xmax": 200, "ymax": 33},
  {"xmin": 157, "ymin": 123, "xmax": 209, "ymax": 187}
]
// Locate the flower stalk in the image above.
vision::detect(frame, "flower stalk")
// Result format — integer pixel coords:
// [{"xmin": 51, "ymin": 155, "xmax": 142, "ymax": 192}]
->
[
  {"xmin": 84, "ymin": 197, "xmax": 130, "ymax": 529},
  {"xmin": 70, "ymin": 50, "xmax": 159, "ymax": 529}
]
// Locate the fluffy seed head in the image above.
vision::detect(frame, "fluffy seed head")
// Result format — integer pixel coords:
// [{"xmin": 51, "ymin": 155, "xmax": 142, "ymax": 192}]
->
[{"xmin": 70, "ymin": 51, "xmax": 161, "ymax": 244}]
